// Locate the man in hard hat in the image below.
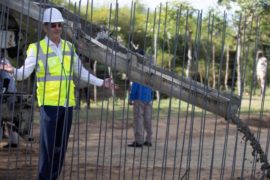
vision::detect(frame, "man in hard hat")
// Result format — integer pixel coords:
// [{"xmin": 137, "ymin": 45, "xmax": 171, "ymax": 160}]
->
[{"xmin": 0, "ymin": 7, "xmax": 118, "ymax": 180}]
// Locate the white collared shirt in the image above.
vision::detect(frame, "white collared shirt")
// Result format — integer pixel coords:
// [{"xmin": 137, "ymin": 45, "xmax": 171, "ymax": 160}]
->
[{"xmin": 14, "ymin": 36, "xmax": 104, "ymax": 87}]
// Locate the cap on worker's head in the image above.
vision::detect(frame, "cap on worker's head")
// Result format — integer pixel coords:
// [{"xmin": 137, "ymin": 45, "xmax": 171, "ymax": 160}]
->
[{"xmin": 42, "ymin": 8, "xmax": 64, "ymax": 23}]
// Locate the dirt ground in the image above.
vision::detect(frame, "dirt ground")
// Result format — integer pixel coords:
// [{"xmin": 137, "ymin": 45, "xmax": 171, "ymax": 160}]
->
[{"xmin": 0, "ymin": 112, "xmax": 270, "ymax": 180}]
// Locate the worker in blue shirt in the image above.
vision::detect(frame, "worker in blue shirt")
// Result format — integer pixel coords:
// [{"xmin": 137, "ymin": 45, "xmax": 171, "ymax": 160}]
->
[{"xmin": 128, "ymin": 82, "xmax": 153, "ymax": 147}]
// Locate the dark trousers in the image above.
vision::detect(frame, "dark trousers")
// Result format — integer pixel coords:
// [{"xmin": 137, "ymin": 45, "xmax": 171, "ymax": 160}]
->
[{"xmin": 38, "ymin": 106, "xmax": 73, "ymax": 180}]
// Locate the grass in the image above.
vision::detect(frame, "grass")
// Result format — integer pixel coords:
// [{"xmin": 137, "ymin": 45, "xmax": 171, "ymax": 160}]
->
[{"xmin": 31, "ymin": 90, "xmax": 270, "ymax": 125}]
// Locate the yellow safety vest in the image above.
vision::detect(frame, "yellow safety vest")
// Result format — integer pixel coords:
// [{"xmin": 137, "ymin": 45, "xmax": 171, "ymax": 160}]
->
[{"xmin": 28, "ymin": 39, "xmax": 76, "ymax": 106}]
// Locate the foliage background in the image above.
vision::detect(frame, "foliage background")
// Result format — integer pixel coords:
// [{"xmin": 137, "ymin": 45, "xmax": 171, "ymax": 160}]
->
[{"xmin": 48, "ymin": 0, "xmax": 270, "ymax": 96}]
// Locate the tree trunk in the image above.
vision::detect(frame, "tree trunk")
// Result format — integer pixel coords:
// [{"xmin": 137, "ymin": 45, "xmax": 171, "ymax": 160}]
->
[
  {"xmin": 236, "ymin": 36, "xmax": 241, "ymax": 96},
  {"xmin": 212, "ymin": 45, "xmax": 216, "ymax": 89},
  {"xmin": 154, "ymin": 26, "xmax": 160, "ymax": 101},
  {"xmin": 166, "ymin": 32, "xmax": 171, "ymax": 71},
  {"xmin": 108, "ymin": 66, "xmax": 114, "ymax": 97},
  {"xmin": 224, "ymin": 44, "xmax": 229, "ymax": 91},
  {"xmin": 93, "ymin": 60, "xmax": 97, "ymax": 104},
  {"xmin": 186, "ymin": 30, "xmax": 192, "ymax": 78}
]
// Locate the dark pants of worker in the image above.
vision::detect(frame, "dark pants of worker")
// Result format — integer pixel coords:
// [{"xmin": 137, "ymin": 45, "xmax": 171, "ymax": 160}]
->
[{"xmin": 38, "ymin": 106, "xmax": 73, "ymax": 180}]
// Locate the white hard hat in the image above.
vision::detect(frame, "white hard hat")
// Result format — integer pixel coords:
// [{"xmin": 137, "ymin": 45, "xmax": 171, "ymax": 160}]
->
[{"xmin": 42, "ymin": 8, "xmax": 64, "ymax": 23}]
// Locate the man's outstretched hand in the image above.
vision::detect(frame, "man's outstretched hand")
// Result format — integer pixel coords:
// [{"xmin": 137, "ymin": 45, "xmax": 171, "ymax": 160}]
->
[
  {"xmin": 0, "ymin": 64, "xmax": 14, "ymax": 74},
  {"xmin": 103, "ymin": 78, "xmax": 119, "ymax": 90}
]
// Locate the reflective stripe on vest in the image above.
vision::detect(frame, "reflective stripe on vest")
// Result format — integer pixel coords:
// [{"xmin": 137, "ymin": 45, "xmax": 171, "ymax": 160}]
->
[{"xmin": 37, "ymin": 75, "xmax": 72, "ymax": 82}]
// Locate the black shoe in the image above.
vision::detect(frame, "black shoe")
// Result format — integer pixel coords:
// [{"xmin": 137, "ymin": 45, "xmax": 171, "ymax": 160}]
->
[
  {"xmin": 3, "ymin": 143, "xmax": 18, "ymax": 148},
  {"xmin": 128, "ymin": 142, "xmax": 143, "ymax": 148},
  {"xmin": 144, "ymin": 141, "xmax": 152, "ymax": 147}
]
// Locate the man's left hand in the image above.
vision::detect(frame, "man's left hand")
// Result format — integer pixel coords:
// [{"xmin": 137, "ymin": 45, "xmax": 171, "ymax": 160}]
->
[{"xmin": 103, "ymin": 78, "xmax": 119, "ymax": 90}]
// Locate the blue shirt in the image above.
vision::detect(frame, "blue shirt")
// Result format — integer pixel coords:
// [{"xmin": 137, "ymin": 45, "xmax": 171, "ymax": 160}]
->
[{"xmin": 129, "ymin": 82, "xmax": 153, "ymax": 103}]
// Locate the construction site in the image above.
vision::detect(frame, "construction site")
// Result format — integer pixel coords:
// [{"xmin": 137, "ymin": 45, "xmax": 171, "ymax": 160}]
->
[{"xmin": 0, "ymin": 0, "xmax": 270, "ymax": 179}]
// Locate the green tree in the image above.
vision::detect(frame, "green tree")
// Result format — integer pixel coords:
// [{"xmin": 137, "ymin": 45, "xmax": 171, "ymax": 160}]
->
[{"xmin": 218, "ymin": 0, "xmax": 270, "ymax": 93}]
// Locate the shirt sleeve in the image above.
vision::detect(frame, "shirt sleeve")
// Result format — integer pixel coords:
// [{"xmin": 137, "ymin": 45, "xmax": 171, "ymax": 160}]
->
[
  {"xmin": 73, "ymin": 55, "xmax": 104, "ymax": 87},
  {"xmin": 14, "ymin": 46, "xmax": 37, "ymax": 81}
]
